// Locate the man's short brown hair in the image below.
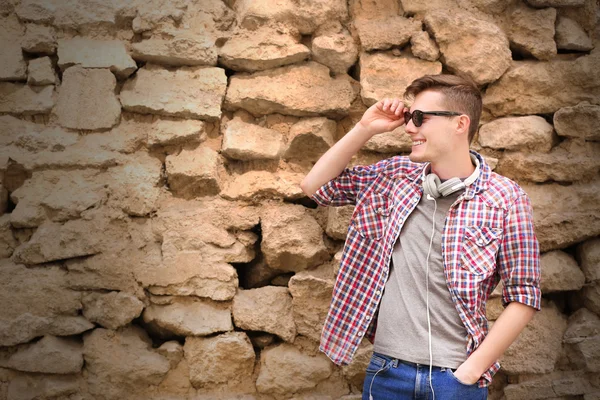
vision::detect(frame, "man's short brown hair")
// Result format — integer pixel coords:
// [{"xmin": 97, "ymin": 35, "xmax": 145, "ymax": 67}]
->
[{"xmin": 404, "ymin": 74, "xmax": 482, "ymax": 144}]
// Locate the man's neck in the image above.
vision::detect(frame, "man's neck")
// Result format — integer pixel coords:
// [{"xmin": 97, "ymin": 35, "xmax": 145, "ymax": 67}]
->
[{"xmin": 429, "ymin": 152, "xmax": 475, "ymax": 180}]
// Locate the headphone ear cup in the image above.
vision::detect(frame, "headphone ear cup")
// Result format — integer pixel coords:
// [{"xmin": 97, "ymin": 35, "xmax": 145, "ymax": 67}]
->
[
  {"xmin": 437, "ymin": 178, "xmax": 465, "ymax": 197},
  {"xmin": 423, "ymin": 173, "xmax": 441, "ymax": 199}
]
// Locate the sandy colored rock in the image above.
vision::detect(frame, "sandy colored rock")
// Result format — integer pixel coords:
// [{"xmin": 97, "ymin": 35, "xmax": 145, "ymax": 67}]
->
[
  {"xmin": 364, "ymin": 126, "xmax": 413, "ymax": 153},
  {"xmin": 288, "ymin": 264, "xmax": 334, "ymax": 341},
  {"xmin": 232, "ymin": 286, "xmax": 296, "ymax": 342},
  {"xmin": 261, "ymin": 204, "xmax": 329, "ymax": 272},
  {"xmin": 221, "ymin": 170, "xmax": 305, "ymax": 202},
  {"xmin": 0, "ymin": 260, "xmax": 92, "ymax": 346},
  {"xmin": 0, "ymin": 215, "xmax": 17, "ymax": 258},
  {"xmin": 563, "ymin": 308, "xmax": 600, "ymax": 372},
  {"xmin": 83, "ymin": 326, "xmax": 171, "ymax": 400},
  {"xmin": 410, "ymin": 30, "xmax": 440, "ymax": 61},
  {"xmin": 0, "ymin": 42, "xmax": 27, "ymax": 81},
  {"xmin": 509, "ymin": 5, "xmax": 557, "ymax": 60},
  {"xmin": 146, "ymin": 118, "xmax": 206, "ymax": 147},
  {"xmin": 82, "ymin": 291, "xmax": 144, "ymax": 330},
  {"xmin": 342, "ymin": 340, "xmax": 373, "ymax": 390},
  {"xmin": 166, "ymin": 146, "xmax": 223, "ymax": 199},
  {"xmin": 556, "ymin": 16, "xmax": 594, "ymax": 51},
  {"xmin": 235, "ymin": 0, "xmax": 348, "ymax": 35},
  {"xmin": 243, "ymin": 256, "xmax": 286, "ymax": 289},
  {"xmin": 7, "ymin": 374, "xmax": 81, "ymax": 400},
  {"xmin": 225, "ymin": 61, "xmax": 357, "ymax": 118},
  {"xmin": 399, "ymin": 0, "xmax": 454, "ymax": 14},
  {"xmin": 311, "ymin": 24, "xmax": 358, "ymax": 75},
  {"xmin": 120, "ymin": 64, "xmax": 227, "ymax": 121},
  {"xmin": 132, "ymin": 33, "xmax": 217, "ymax": 67},
  {"xmin": 554, "ymin": 102, "xmax": 600, "ymax": 141},
  {"xmin": 578, "ymin": 238, "xmax": 600, "ymax": 282},
  {"xmin": 524, "ymin": 180, "xmax": 600, "ymax": 252},
  {"xmin": 15, "ymin": 0, "xmax": 123, "ymax": 28},
  {"xmin": 326, "ymin": 205, "xmax": 355, "ymax": 240},
  {"xmin": 541, "ymin": 250, "xmax": 586, "ymax": 293},
  {"xmin": 185, "ymin": 332, "xmax": 255, "ymax": 389},
  {"xmin": 7, "ymin": 335, "xmax": 83, "ymax": 374},
  {"xmin": 355, "ymin": 16, "xmax": 421, "ymax": 51},
  {"xmin": 484, "ymin": 53, "xmax": 600, "ymax": 116},
  {"xmin": 359, "ymin": 52, "xmax": 442, "ymax": 106},
  {"xmin": 501, "ymin": 302, "xmax": 567, "ymax": 374},
  {"xmin": 222, "ymin": 116, "xmax": 284, "ymax": 161},
  {"xmin": 350, "ymin": 0, "xmax": 401, "ymax": 20},
  {"xmin": 143, "ymin": 296, "xmax": 232, "ymax": 337},
  {"xmin": 526, "ymin": 0, "xmax": 585, "ymax": 6},
  {"xmin": 22, "ymin": 23, "xmax": 56, "ymax": 54},
  {"xmin": 496, "ymin": 143, "xmax": 600, "ymax": 183},
  {"xmin": 256, "ymin": 343, "xmax": 333, "ymax": 395},
  {"xmin": 284, "ymin": 117, "xmax": 336, "ymax": 161},
  {"xmin": 157, "ymin": 341, "xmax": 184, "ymax": 368},
  {"xmin": 0, "ymin": 83, "xmax": 54, "ymax": 114},
  {"xmin": 12, "ymin": 217, "xmax": 105, "ymax": 264},
  {"xmin": 54, "ymin": 66, "xmax": 121, "ymax": 130},
  {"xmin": 57, "ymin": 37, "xmax": 136, "ymax": 79},
  {"xmin": 584, "ymin": 283, "xmax": 600, "ymax": 316},
  {"xmin": 219, "ymin": 25, "xmax": 309, "ymax": 72},
  {"xmin": 478, "ymin": 116, "xmax": 554, "ymax": 152},
  {"xmin": 424, "ymin": 9, "xmax": 511, "ymax": 84},
  {"xmin": 504, "ymin": 370, "xmax": 595, "ymax": 400},
  {"xmin": 27, "ymin": 56, "xmax": 56, "ymax": 85},
  {"xmin": 10, "ymin": 169, "xmax": 107, "ymax": 228},
  {"xmin": 558, "ymin": 0, "xmax": 598, "ymax": 34}
]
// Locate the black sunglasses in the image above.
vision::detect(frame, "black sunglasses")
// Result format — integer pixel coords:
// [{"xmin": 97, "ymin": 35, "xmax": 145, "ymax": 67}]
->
[{"xmin": 403, "ymin": 110, "xmax": 462, "ymax": 127}]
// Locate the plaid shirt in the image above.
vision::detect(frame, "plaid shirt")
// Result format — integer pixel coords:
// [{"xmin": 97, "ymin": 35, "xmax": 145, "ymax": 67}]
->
[{"xmin": 311, "ymin": 151, "xmax": 541, "ymax": 388}]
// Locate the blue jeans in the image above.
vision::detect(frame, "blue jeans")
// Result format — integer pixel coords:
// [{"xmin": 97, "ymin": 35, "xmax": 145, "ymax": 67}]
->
[{"xmin": 362, "ymin": 352, "xmax": 488, "ymax": 400}]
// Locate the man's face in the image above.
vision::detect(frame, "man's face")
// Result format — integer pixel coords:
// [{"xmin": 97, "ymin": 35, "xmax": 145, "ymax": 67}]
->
[{"xmin": 404, "ymin": 90, "xmax": 459, "ymax": 164}]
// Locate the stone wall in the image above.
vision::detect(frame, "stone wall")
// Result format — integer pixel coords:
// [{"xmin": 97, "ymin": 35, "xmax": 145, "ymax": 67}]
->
[{"xmin": 0, "ymin": 0, "xmax": 599, "ymax": 399}]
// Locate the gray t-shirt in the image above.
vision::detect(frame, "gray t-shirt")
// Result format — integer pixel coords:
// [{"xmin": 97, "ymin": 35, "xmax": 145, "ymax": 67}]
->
[{"xmin": 373, "ymin": 190, "xmax": 468, "ymax": 368}]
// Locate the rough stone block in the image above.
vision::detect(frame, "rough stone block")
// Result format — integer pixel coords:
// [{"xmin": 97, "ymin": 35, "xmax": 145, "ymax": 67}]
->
[
  {"xmin": 578, "ymin": 238, "xmax": 600, "ymax": 282},
  {"xmin": 54, "ymin": 66, "xmax": 121, "ymax": 130},
  {"xmin": 82, "ymin": 291, "xmax": 144, "ymax": 330},
  {"xmin": 424, "ymin": 9, "xmax": 511, "ymax": 84},
  {"xmin": 165, "ymin": 146, "xmax": 223, "ymax": 198},
  {"xmin": 0, "ymin": 41, "xmax": 27, "ymax": 81},
  {"xmin": 554, "ymin": 102, "xmax": 600, "ymax": 141},
  {"xmin": 222, "ymin": 116, "xmax": 284, "ymax": 161},
  {"xmin": 221, "ymin": 170, "xmax": 305, "ymax": 202},
  {"xmin": 255, "ymin": 343, "xmax": 333, "ymax": 395},
  {"xmin": 556, "ymin": 16, "xmax": 594, "ymax": 51},
  {"xmin": 22, "ymin": 23, "xmax": 56, "ymax": 54},
  {"xmin": 57, "ymin": 37, "xmax": 136, "ymax": 79},
  {"xmin": 288, "ymin": 264, "xmax": 334, "ymax": 341},
  {"xmin": 0, "ymin": 214, "xmax": 17, "ymax": 258},
  {"xmin": 311, "ymin": 24, "xmax": 358, "ymax": 74},
  {"xmin": 325, "ymin": 205, "xmax": 355, "ymax": 240},
  {"xmin": 146, "ymin": 118, "xmax": 206, "ymax": 147},
  {"xmin": 284, "ymin": 117, "xmax": 335, "ymax": 162},
  {"xmin": 484, "ymin": 53, "xmax": 600, "ymax": 116},
  {"xmin": 478, "ymin": 116, "xmax": 554, "ymax": 153},
  {"xmin": 225, "ymin": 61, "xmax": 357, "ymax": 118},
  {"xmin": 6, "ymin": 335, "xmax": 83, "ymax": 374},
  {"xmin": 0, "ymin": 83, "xmax": 54, "ymax": 115},
  {"xmin": 185, "ymin": 332, "xmax": 255, "ymax": 389},
  {"xmin": 219, "ymin": 25, "xmax": 309, "ymax": 72},
  {"xmin": 363, "ymin": 126, "xmax": 413, "ymax": 153},
  {"xmin": 232, "ymin": 286, "xmax": 296, "ymax": 342},
  {"xmin": 410, "ymin": 31, "xmax": 440, "ymax": 61},
  {"xmin": 509, "ymin": 5, "xmax": 557, "ymax": 60},
  {"xmin": 540, "ymin": 250, "xmax": 586, "ymax": 293},
  {"xmin": 143, "ymin": 296, "xmax": 232, "ymax": 337},
  {"xmin": 132, "ymin": 33, "xmax": 217, "ymax": 67},
  {"xmin": 120, "ymin": 65, "xmax": 227, "ymax": 121},
  {"xmin": 564, "ymin": 308, "xmax": 600, "ymax": 372},
  {"xmin": 355, "ymin": 16, "xmax": 420, "ymax": 51},
  {"xmin": 27, "ymin": 56, "xmax": 56, "ymax": 85},
  {"xmin": 359, "ymin": 52, "xmax": 442, "ymax": 106},
  {"xmin": 260, "ymin": 204, "xmax": 329, "ymax": 272}
]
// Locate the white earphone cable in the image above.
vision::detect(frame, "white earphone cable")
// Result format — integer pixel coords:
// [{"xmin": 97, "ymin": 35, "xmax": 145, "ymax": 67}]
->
[{"xmin": 425, "ymin": 194, "xmax": 437, "ymax": 400}]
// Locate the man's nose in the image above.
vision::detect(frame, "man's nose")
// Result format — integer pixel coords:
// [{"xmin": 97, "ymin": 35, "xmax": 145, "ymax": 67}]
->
[{"xmin": 404, "ymin": 118, "xmax": 417, "ymax": 134}]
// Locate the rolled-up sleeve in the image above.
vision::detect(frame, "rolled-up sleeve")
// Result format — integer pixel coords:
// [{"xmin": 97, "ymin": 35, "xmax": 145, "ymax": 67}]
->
[
  {"xmin": 310, "ymin": 160, "xmax": 388, "ymax": 207},
  {"xmin": 498, "ymin": 193, "xmax": 542, "ymax": 310}
]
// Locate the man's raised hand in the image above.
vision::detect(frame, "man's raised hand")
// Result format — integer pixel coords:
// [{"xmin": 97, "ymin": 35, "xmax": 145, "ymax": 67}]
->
[{"xmin": 357, "ymin": 98, "xmax": 407, "ymax": 137}]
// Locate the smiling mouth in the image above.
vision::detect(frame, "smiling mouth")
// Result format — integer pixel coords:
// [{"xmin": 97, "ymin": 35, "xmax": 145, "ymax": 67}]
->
[{"xmin": 413, "ymin": 140, "xmax": 426, "ymax": 146}]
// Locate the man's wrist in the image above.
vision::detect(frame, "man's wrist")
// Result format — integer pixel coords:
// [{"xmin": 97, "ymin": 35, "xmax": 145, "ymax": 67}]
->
[{"xmin": 353, "ymin": 121, "xmax": 375, "ymax": 139}]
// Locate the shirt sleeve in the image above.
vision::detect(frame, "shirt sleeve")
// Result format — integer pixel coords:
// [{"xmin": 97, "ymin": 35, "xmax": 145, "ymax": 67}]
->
[
  {"xmin": 310, "ymin": 159, "xmax": 389, "ymax": 207},
  {"xmin": 498, "ymin": 193, "xmax": 542, "ymax": 310}
]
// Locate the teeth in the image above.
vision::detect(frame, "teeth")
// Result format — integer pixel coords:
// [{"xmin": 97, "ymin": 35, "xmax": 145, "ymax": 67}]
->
[{"xmin": 413, "ymin": 140, "xmax": 425, "ymax": 145}]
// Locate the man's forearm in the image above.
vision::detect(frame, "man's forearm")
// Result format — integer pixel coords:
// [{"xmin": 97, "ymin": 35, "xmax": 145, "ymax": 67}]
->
[
  {"xmin": 300, "ymin": 122, "xmax": 372, "ymax": 197},
  {"xmin": 455, "ymin": 302, "xmax": 537, "ymax": 383}
]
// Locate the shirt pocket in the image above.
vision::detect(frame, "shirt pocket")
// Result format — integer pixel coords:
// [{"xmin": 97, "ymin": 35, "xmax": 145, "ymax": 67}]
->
[
  {"xmin": 460, "ymin": 226, "xmax": 502, "ymax": 275},
  {"xmin": 352, "ymin": 192, "xmax": 391, "ymax": 240}
]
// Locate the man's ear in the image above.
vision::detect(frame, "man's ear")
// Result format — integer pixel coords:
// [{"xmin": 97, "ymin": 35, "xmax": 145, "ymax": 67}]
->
[{"xmin": 456, "ymin": 115, "xmax": 471, "ymax": 138}]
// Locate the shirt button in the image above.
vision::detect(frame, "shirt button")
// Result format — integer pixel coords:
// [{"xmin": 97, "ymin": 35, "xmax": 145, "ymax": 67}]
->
[
  {"xmin": 376, "ymin": 290, "xmax": 381, "ymax": 296},
  {"xmin": 477, "ymin": 239, "xmax": 483, "ymax": 245},
  {"xmin": 412, "ymin": 198, "xmax": 418, "ymax": 203}
]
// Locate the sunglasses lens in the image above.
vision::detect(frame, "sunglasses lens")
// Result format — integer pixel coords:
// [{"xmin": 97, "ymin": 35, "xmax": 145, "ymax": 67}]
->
[
  {"xmin": 413, "ymin": 110, "xmax": 423, "ymax": 127},
  {"xmin": 404, "ymin": 111, "xmax": 412, "ymax": 125}
]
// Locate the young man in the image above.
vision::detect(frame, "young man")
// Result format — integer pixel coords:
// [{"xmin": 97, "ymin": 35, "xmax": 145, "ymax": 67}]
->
[{"xmin": 300, "ymin": 74, "xmax": 541, "ymax": 399}]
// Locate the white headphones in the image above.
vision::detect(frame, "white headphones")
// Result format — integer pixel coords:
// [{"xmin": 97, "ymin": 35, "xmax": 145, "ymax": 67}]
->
[{"xmin": 422, "ymin": 154, "xmax": 481, "ymax": 199}]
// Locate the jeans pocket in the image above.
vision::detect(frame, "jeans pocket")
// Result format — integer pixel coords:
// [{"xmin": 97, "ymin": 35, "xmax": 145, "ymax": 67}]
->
[
  {"xmin": 447, "ymin": 369, "xmax": 477, "ymax": 387},
  {"xmin": 365, "ymin": 353, "xmax": 388, "ymax": 374}
]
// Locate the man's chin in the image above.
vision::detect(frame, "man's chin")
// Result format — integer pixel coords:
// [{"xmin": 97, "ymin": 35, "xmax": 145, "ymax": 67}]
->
[{"xmin": 408, "ymin": 152, "xmax": 428, "ymax": 163}]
